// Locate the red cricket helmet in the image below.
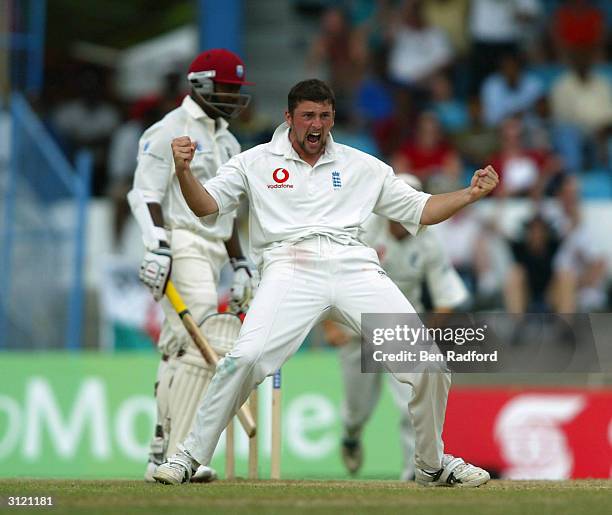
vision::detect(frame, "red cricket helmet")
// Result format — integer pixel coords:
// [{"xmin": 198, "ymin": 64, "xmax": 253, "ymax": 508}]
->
[
  {"xmin": 188, "ymin": 48, "xmax": 254, "ymax": 86},
  {"xmin": 187, "ymin": 48, "xmax": 253, "ymax": 118}
]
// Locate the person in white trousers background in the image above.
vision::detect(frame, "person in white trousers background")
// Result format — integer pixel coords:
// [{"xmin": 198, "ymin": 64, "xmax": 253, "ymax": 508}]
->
[
  {"xmin": 323, "ymin": 174, "xmax": 469, "ymax": 481},
  {"xmin": 127, "ymin": 48, "xmax": 257, "ymax": 482},
  {"xmin": 153, "ymin": 79, "xmax": 498, "ymax": 487}
]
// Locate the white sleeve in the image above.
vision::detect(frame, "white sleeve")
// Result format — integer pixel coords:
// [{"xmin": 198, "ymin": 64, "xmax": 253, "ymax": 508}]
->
[
  {"xmin": 373, "ymin": 168, "xmax": 431, "ymax": 236},
  {"xmin": 132, "ymin": 127, "xmax": 172, "ymax": 203},
  {"xmin": 424, "ymin": 234, "xmax": 469, "ymax": 308},
  {"xmin": 200, "ymin": 154, "xmax": 247, "ymax": 226}
]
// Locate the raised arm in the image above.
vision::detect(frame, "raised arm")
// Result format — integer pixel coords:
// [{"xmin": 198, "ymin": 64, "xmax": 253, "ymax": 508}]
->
[
  {"xmin": 420, "ymin": 165, "xmax": 499, "ymax": 225},
  {"xmin": 171, "ymin": 136, "xmax": 219, "ymax": 216}
]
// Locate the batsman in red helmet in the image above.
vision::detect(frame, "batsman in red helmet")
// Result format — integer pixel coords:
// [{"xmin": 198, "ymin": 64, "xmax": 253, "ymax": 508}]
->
[{"xmin": 127, "ymin": 48, "xmax": 256, "ymax": 483}]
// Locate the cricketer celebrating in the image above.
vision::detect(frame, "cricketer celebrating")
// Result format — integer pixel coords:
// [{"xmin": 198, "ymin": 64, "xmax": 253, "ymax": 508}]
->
[
  {"xmin": 127, "ymin": 48, "xmax": 257, "ymax": 483},
  {"xmin": 324, "ymin": 174, "xmax": 470, "ymax": 481},
  {"xmin": 154, "ymin": 79, "xmax": 498, "ymax": 487}
]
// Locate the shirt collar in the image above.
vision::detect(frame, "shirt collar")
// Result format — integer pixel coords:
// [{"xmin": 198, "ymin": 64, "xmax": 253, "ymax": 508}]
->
[
  {"xmin": 181, "ymin": 95, "xmax": 229, "ymax": 131},
  {"xmin": 269, "ymin": 122, "xmax": 337, "ymax": 163}
]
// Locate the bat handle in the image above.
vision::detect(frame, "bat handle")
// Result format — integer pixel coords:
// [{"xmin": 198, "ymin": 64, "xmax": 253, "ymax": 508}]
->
[{"xmin": 166, "ymin": 281, "xmax": 187, "ymax": 314}]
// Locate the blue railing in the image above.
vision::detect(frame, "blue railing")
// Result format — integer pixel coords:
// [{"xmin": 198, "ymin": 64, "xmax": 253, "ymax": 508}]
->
[
  {"xmin": 0, "ymin": 0, "xmax": 46, "ymax": 96},
  {"xmin": 0, "ymin": 93, "xmax": 91, "ymax": 349}
]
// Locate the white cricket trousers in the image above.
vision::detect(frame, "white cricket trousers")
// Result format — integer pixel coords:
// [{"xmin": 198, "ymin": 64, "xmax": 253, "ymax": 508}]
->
[
  {"xmin": 340, "ymin": 335, "xmax": 417, "ymax": 479},
  {"xmin": 157, "ymin": 229, "xmax": 227, "ymax": 355},
  {"xmin": 183, "ymin": 236, "xmax": 451, "ymax": 471}
]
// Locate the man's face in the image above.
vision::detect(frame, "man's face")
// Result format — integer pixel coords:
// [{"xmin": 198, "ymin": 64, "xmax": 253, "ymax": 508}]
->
[
  {"xmin": 211, "ymin": 82, "xmax": 242, "ymax": 116},
  {"xmin": 285, "ymin": 100, "xmax": 335, "ymax": 158},
  {"xmin": 194, "ymin": 82, "xmax": 248, "ymax": 119}
]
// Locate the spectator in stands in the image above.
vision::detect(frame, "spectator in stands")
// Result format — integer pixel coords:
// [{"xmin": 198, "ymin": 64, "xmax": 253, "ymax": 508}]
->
[
  {"xmin": 423, "ymin": 0, "xmax": 470, "ymax": 58},
  {"xmin": 468, "ymin": 0, "xmax": 542, "ymax": 95},
  {"xmin": 428, "ymin": 71, "xmax": 468, "ymax": 133},
  {"xmin": 489, "ymin": 116, "xmax": 562, "ymax": 198},
  {"xmin": 504, "ymin": 214, "xmax": 561, "ymax": 313},
  {"xmin": 353, "ymin": 47, "xmax": 395, "ymax": 131},
  {"xmin": 546, "ymin": 175, "xmax": 608, "ymax": 312},
  {"xmin": 392, "ymin": 110, "xmax": 462, "ymax": 191},
  {"xmin": 306, "ymin": 5, "xmax": 367, "ymax": 122},
  {"xmin": 423, "ymin": 0, "xmax": 472, "ymax": 97},
  {"xmin": 481, "ymin": 52, "xmax": 544, "ymax": 127},
  {"xmin": 372, "ymin": 87, "xmax": 417, "ymax": 160},
  {"xmin": 550, "ymin": 51, "xmax": 612, "ymax": 170},
  {"xmin": 51, "ymin": 67, "xmax": 121, "ymax": 196},
  {"xmin": 552, "ymin": 0, "xmax": 606, "ymax": 61},
  {"xmin": 387, "ymin": 0, "xmax": 453, "ymax": 105},
  {"xmin": 523, "ymin": 95, "xmax": 557, "ymax": 156},
  {"xmin": 351, "ymin": 0, "xmax": 395, "ymax": 56},
  {"xmin": 451, "ymin": 96, "xmax": 499, "ymax": 169}
]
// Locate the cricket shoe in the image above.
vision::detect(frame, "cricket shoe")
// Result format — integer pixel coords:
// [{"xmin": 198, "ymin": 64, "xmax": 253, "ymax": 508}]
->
[
  {"xmin": 190, "ymin": 465, "xmax": 218, "ymax": 483},
  {"xmin": 153, "ymin": 449, "xmax": 198, "ymax": 485},
  {"xmin": 341, "ymin": 437, "xmax": 363, "ymax": 475},
  {"xmin": 416, "ymin": 454, "xmax": 490, "ymax": 487},
  {"xmin": 144, "ymin": 461, "xmax": 159, "ymax": 483}
]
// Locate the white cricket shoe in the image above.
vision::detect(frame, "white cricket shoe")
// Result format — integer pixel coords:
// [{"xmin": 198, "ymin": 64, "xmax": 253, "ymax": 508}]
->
[
  {"xmin": 191, "ymin": 465, "xmax": 218, "ymax": 483},
  {"xmin": 153, "ymin": 450, "xmax": 197, "ymax": 485},
  {"xmin": 416, "ymin": 454, "xmax": 490, "ymax": 487}
]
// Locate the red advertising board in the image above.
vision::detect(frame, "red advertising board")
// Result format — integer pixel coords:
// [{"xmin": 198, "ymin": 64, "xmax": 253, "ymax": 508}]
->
[{"xmin": 444, "ymin": 388, "xmax": 612, "ymax": 479}]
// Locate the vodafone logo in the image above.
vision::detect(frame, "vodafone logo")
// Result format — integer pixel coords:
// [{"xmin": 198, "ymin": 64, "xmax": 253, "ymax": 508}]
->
[
  {"xmin": 268, "ymin": 168, "xmax": 294, "ymax": 189},
  {"xmin": 272, "ymin": 168, "xmax": 290, "ymax": 183}
]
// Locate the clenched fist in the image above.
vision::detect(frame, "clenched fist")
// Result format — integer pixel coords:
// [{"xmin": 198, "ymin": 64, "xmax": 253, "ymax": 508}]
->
[
  {"xmin": 171, "ymin": 136, "xmax": 197, "ymax": 174},
  {"xmin": 469, "ymin": 165, "xmax": 499, "ymax": 201}
]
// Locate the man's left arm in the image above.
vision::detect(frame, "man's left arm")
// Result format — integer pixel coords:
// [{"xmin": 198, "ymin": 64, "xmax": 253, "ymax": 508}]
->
[{"xmin": 420, "ymin": 166, "xmax": 498, "ymax": 225}]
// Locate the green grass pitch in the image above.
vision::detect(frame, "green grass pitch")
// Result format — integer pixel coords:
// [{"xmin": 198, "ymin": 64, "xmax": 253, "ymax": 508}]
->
[{"xmin": 1, "ymin": 479, "xmax": 611, "ymax": 515}]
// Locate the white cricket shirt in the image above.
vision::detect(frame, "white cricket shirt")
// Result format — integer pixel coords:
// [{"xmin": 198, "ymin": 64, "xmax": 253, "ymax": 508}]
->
[
  {"xmin": 202, "ymin": 123, "xmax": 431, "ymax": 265},
  {"xmin": 363, "ymin": 216, "xmax": 469, "ymax": 311},
  {"xmin": 132, "ymin": 95, "xmax": 240, "ymax": 241}
]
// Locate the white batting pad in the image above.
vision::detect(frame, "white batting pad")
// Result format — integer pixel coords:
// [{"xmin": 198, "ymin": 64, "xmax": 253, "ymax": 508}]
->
[
  {"xmin": 166, "ymin": 313, "xmax": 242, "ymax": 455},
  {"xmin": 199, "ymin": 312, "xmax": 243, "ymax": 356}
]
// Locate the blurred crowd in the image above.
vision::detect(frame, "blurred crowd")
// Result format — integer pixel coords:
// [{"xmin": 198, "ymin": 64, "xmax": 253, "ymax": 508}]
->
[
  {"xmin": 303, "ymin": 0, "xmax": 611, "ymax": 313},
  {"xmin": 35, "ymin": 0, "xmax": 611, "ymax": 314}
]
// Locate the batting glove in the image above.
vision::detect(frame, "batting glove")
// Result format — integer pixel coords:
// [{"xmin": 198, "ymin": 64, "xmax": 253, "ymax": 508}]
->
[
  {"xmin": 139, "ymin": 244, "xmax": 172, "ymax": 302},
  {"xmin": 229, "ymin": 257, "xmax": 257, "ymax": 313}
]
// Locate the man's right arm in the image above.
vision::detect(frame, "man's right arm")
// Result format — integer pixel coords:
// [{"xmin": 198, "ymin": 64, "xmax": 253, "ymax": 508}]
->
[
  {"xmin": 171, "ymin": 136, "xmax": 219, "ymax": 216},
  {"xmin": 128, "ymin": 132, "xmax": 173, "ymax": 301}
]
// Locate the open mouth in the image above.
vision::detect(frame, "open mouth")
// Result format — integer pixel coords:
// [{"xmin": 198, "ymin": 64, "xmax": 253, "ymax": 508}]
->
[{"xmin": 306, "ymin": 132, "xmax": 321, "ymax": 145}]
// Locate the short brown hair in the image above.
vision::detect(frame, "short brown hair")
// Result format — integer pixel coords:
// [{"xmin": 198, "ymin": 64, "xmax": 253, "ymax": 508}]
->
[{"xmin": 287, "ymin": 79, "xmax": 336, "ymax": 114}]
